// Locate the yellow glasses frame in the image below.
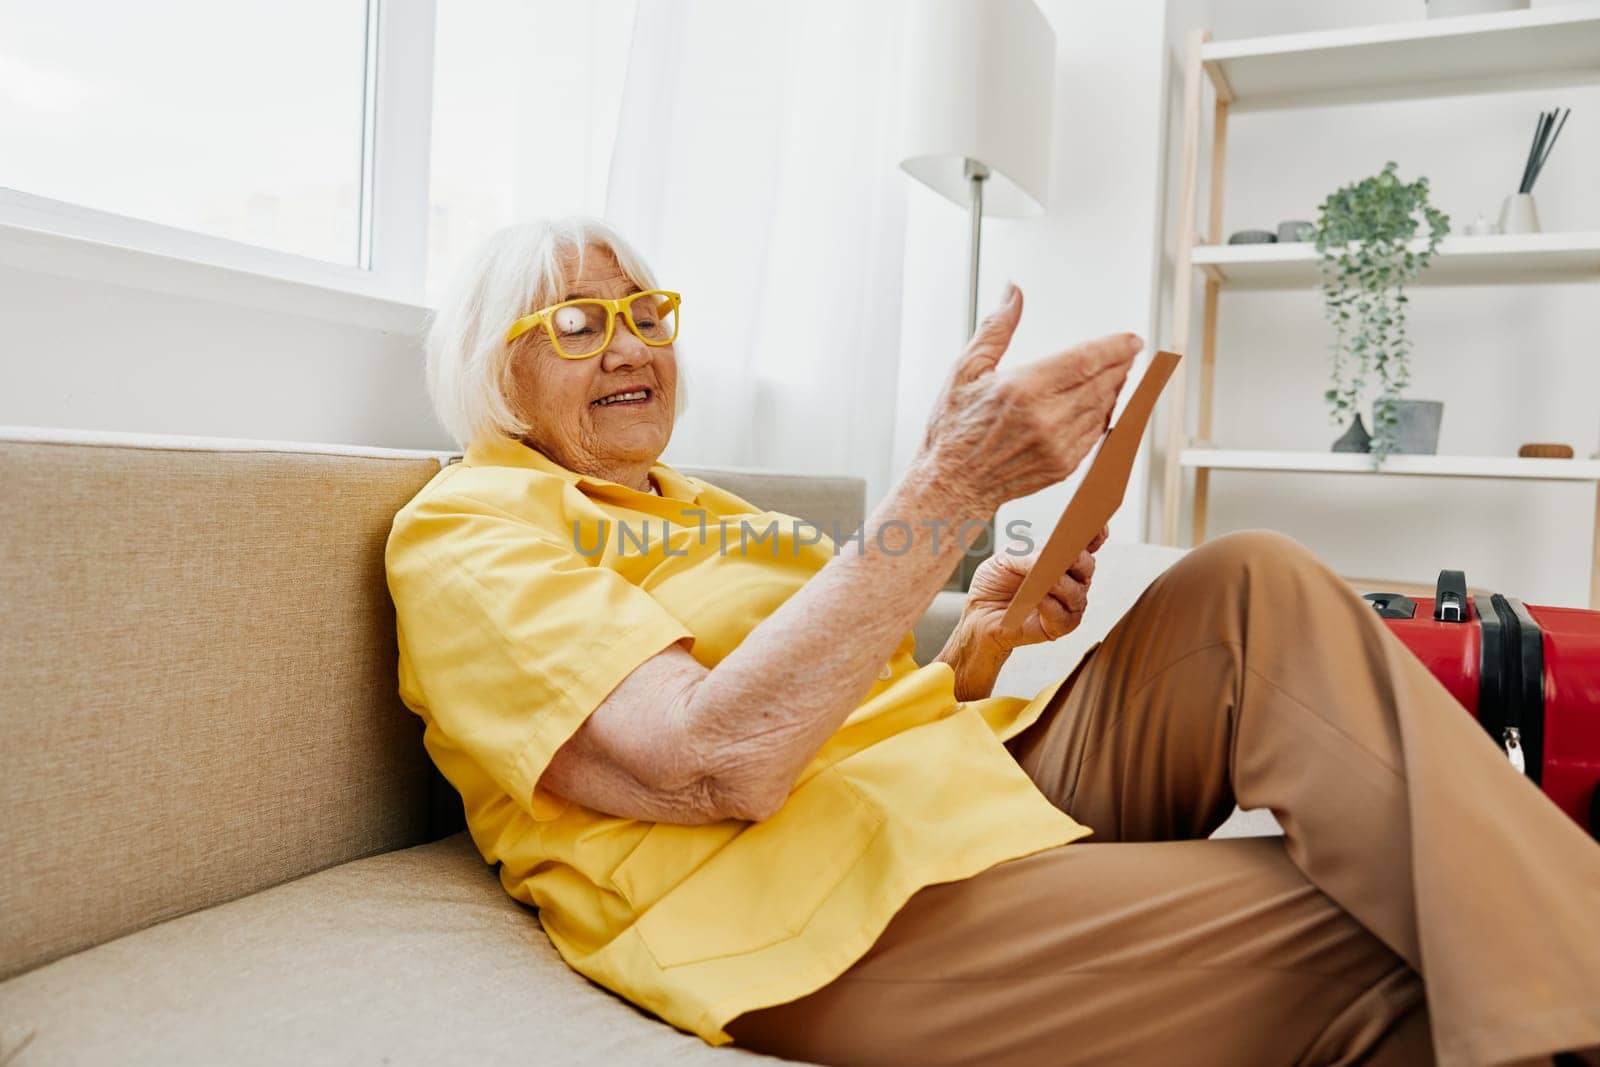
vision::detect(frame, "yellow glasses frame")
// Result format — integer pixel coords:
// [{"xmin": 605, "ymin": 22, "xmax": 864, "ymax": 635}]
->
[{"xmin": 504, "ymin": 290, "xmax": 682, "ymax": 359}]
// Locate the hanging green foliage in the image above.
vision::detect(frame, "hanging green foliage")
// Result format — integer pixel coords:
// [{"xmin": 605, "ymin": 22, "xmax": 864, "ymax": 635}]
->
[{"xmin": 1313, "ymin": 162, "xmax": 1450, "ymax": 464}]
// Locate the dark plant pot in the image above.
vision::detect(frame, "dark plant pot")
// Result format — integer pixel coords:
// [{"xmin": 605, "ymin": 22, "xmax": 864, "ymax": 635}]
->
[
  {"xmin": 1387, "ymin": 400, "xmax": 1444, "ymax": 454},
  {"xmin": 1332, "ymin": 413, "xmax": 1371, "ymax": 453}
]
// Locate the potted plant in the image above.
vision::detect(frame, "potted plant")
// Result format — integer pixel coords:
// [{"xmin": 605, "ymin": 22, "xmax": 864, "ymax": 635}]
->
[{"xmin": 1314, "ymin": 161, "xmax": 1451, "ymax": 465}]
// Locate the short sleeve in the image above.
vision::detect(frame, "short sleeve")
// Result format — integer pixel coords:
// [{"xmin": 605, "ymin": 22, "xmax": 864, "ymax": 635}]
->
[{"xmin": 385, "ymin": 491, "xmax": 695, "ymax": 822}]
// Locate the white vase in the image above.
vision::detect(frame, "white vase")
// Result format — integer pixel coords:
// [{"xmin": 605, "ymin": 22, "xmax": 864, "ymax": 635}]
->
[{"xmin": 1498, "ymin": 192, "xmax": 1540, "ymax": 235}]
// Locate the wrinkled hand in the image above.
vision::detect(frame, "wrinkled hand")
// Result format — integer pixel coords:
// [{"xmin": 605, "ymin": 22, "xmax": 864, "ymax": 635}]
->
[
  {"xmin": 963, "ymin": 524, "xmax": 1109, "ymax": 651},
  {"xmin": 918, "ymin": 284, "xmax": 1141, "ymax": 515}
]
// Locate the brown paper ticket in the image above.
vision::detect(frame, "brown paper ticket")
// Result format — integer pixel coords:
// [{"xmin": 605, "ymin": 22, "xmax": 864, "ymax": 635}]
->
[{"xmin": 998, "ymin": 350, "xmax": 1182, "ymax": 633}]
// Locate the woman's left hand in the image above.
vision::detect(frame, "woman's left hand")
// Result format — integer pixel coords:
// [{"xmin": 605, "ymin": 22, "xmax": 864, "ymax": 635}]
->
[
  {"xmin": 964, "ymin": 523, "xmax": 1109, "ymax": 652},
  {"xmin": 935, "ymin": 523, "xmax": 1109, "ymax": 701}
]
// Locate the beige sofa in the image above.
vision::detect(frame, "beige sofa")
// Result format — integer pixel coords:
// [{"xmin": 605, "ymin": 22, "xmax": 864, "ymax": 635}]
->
[{"xmin": 0, "ymin": 428, "xmax": 1266, "ymax": 1065}]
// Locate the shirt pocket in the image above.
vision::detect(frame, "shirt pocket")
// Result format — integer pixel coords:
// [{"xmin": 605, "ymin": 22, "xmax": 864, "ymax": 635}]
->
[{"xmin": 614, "ymin": 764, "xmax": 884, "ymax": 969}]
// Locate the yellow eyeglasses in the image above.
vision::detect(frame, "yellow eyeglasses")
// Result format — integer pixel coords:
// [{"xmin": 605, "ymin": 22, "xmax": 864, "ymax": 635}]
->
[{"xmin": 504, "ymin": 290, "xmax": 681, "ymax": 359}]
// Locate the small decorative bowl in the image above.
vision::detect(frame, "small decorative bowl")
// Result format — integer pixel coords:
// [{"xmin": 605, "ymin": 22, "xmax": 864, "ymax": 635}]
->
[
  {"xmin": 1277, "ymin": 220, "xmax": 1314, "ymax": 242},
  {"xmin": 1517, "ymin": 443, "xmax": 1574, "ymax": 459},
  {"xmin": 1227, "ymin": 230, "xmax": 1277, "ymax": 245}
]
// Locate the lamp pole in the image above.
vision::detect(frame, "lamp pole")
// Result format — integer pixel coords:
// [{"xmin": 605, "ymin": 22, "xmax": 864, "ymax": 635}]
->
[
  {"xmin": 955, "ymin": 158, "xmax": 994, "ymax": 592},
  {"xmin": 965, "ymin": 159, "xmax": 989, "ymax": 337}
]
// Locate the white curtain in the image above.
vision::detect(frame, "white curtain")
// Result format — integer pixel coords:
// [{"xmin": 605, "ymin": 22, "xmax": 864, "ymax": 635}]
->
[{"xmin": 605, "ymin": 0, "xmax": 913, "ymax": 507}]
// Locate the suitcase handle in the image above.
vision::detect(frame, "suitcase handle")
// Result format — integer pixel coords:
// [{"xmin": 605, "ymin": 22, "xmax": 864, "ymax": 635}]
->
[
  {"xmin": 1434, "ymin": 570, "xmax": 1468, "ymax": 623},
  {"xmin": 1363, "ymin": 592, "xmax": 1418, "ymax": 619}
]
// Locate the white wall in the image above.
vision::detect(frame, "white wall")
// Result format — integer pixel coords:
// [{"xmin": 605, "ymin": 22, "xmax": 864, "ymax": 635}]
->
[
  {"xmin": 1155, "ymin": 0, "xmax": 1599, "ymax": 607},
  {"xmin": 893, "ymin": 0, "xmax": 1172, "ymax": 552},
  {"xmin": 0, "ymin": 236, "xmax": 450, "ymax": 451}
]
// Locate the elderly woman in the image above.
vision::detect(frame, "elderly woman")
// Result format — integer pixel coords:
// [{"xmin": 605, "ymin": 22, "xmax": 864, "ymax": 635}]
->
[{"xmin": 386, "ymin": 217, "xmax": 1600, "ymax": 1067}]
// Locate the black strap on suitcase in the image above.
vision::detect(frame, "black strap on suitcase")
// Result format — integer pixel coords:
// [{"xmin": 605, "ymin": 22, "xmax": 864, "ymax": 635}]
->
[{"xmin": 1472, "ymin": 588, "xmax": 1545, "ymax": 787}]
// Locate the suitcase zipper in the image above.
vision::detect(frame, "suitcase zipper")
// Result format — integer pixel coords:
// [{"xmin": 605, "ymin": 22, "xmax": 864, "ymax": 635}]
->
[
  {"xmin": 1475, "ymin": 594, "xmax": 1529, "ymax": 779},
  {"xmin": 1501, "ymin": 725, "xmax": 1526, "ymax": 775},
  {"xmin": 1477, "ymin": 593, "xmax": 1543, "ymax": 783},
  {"xmin": 1488, "ymin": 596, "xmax": 1528, "ymax": 779},
  {"xmin": 1503, "ymin": 597, "xmax": 1545, "ymax": 787}
]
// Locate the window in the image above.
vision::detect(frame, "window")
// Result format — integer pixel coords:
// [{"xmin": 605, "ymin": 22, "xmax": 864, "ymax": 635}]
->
[
  {"xmin": 0, "ymin": 0, "xmax": 368, "ymax": 265},
  {"xmin": 426, "ymin": 0, "xmax": 635, "ymax": 304}
]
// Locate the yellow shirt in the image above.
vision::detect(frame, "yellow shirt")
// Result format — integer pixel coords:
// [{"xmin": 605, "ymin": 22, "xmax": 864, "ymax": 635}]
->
[{"xmin": 384, "ymin": 435, "xmax": 1094, "ymax": 1045}]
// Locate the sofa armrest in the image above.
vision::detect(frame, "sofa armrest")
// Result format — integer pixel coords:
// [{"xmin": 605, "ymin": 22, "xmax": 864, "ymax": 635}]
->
[{"xmin": 992, "ymin": 540, "xmax": 1187, "ymax": 699}]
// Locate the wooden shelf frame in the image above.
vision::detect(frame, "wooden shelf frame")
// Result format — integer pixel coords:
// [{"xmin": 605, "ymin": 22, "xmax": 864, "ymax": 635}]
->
[{"xmin": 1157, "ymin": 17, "xmax": 1600, "ymax": 609}]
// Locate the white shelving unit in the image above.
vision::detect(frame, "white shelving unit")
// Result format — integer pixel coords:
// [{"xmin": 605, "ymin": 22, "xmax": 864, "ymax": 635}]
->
[
  {"xmin": 1181, "ymin": 449, "xmax": 1600, "ymax": 482},
  {"xmin": 1204, "ymin": 3, "xmax": 1600, "ymax": 110},
  {"xmin": 1192, "ymin": 231, "xmax": 1600, "ymax": 289},
  {"xmin": 1159, "ymin": 4, "xmax": 1600, "ymax": 609}
]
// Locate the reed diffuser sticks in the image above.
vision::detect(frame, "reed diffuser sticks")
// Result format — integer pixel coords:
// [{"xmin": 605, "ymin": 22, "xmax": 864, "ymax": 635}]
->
[{"xmin": 1518, "ymin": 107, "xmax": 1570, "ymax": 194}]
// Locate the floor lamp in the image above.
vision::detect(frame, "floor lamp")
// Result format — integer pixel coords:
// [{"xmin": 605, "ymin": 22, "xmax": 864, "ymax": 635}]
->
[{"xmin": 898, "ymin": 0, "xmax": 1056, "ymax": 589}]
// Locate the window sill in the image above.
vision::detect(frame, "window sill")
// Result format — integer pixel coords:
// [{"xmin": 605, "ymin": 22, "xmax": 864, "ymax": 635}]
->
[{"xmin": 0, "ymin": 203, "xmax": 432, "ymax": 336}]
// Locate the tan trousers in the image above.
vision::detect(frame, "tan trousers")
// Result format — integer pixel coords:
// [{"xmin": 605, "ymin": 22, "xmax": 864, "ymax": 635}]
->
[{"xmin": 725, "ymin": 530, "xmax": 1600, "ymax": 1067}]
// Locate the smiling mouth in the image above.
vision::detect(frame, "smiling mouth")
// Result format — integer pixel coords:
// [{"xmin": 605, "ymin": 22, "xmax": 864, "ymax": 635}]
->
[{"xmin": 592, "ymin": 388, "xmax": 653, "ymax": 408}]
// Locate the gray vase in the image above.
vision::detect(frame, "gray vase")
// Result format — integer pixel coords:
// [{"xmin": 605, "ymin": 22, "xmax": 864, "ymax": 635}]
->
[
  {"xmin": 1332, "ymin": 414, "xmax": 1371, "ymax": 453},
  {"xmin": 1387, "ymin": 400, "xmax": 1444, "ymax": 454},
  {"xmin": 1277, "ymin": 219, "xmax": 1314, "ymax": 243}
]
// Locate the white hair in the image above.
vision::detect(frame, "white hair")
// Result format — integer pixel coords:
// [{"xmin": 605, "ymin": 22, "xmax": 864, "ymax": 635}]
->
[{"xmin": 424, "ymin": 215, "xmax": 684, "ymax": 449}]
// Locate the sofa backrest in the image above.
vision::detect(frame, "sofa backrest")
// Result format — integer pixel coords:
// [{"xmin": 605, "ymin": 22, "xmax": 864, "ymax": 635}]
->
[
  {"xmin": 0, "ymin": 431, "xmax": 450, "ymax": 981},
  {"xmin": 0, "ymin": 429, "xmax": 866, "ymax": 981},
  {"xmin": 680, "ymin": 464, "xmax": 867, "ymax": 546}
]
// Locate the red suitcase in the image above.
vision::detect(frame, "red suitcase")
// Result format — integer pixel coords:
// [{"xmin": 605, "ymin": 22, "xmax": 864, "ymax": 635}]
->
[{"xmin": 1363, "ymin": 570, "xmax": 1600, "ymax": 840}]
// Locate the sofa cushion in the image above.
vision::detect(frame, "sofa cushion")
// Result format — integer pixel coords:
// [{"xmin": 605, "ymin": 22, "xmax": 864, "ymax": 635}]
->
[
  {"xmin": 0, "ymin": 831, "xmax": 804, "ymax": 1065},
  {"xmin": 0, "ymin": 436, "xmax": 448, "ymax": 980}
]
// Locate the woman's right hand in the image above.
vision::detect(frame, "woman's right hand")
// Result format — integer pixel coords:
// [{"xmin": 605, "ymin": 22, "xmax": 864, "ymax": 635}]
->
[{"xmin": 917, "ymin": 284, "xmax": 1142, "ymax": 515}]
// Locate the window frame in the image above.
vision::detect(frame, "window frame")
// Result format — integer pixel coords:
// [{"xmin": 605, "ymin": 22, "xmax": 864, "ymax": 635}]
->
[{"xmin": 0, "ymin": 0, "xmax": 437, "ymax": 324}]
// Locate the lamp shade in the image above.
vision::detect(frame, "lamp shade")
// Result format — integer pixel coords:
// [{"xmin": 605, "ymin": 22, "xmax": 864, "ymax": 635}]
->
[{"xmin": 898, "ymin": 0, "xmax": 1056, "ymax": 218}]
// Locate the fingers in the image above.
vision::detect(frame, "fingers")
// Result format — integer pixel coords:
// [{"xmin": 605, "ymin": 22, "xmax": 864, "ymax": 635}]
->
[
  {"xmin": 1014, "ymin": 557, "xmax": 1092, "ymax": 645},
  {"xmin": 950, "ymin": 284, "xmax": 1024, "ymax": 387},
  {"xmin": 1065, "ymin": 549, "xmax": 1096, "ymax": 586},
  {"xmin": 1037, "ymin": 596, "xmax": 1073, "ymax": 640},
  {"xmin": 1010, "ymin": 554, "xmax": 1091, "ymax": 643},
  {"xmin": 967, "ymin": 547, "xmax": 1031, "ymax": 603},
  {"xmin": 1049, "ymin": 569, "xmax": 1090, "ymax": 614},
  {"xmin": 1004, "ymin": 549, "xmax": 1035, "ymax": 575},
  {"xmin": 1008, "ymin": 333, "xmax": 1141, "ymax": 461},
  {"xmin": 1037, "ymin": 582, "xmax": 1089, "ymax": 640},
  {"xmin": 1019, "ymin": 331, "xmax": 1142, "ymax": 395},
  {"xmin": 1088, "ymin": 524, "xmax": 1110, "ymax": 553}
]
